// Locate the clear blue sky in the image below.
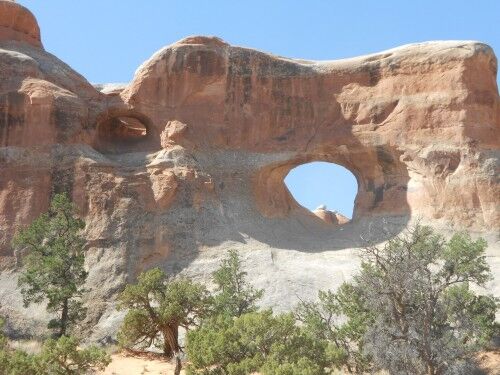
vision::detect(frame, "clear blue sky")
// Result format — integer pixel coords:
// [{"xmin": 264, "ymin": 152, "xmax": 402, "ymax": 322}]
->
[{"xmin": 19, "ymin": 0, "xmax": 500, "ymax": 218}]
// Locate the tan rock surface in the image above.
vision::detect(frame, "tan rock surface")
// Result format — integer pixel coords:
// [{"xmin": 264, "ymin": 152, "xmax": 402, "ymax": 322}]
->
[{"xmin": 0, "ymin": 2, "xmax": 498, "ymax": 339}]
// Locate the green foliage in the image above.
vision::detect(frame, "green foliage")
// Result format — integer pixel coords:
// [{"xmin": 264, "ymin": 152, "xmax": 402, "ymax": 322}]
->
[
  {"xmin": 0, "ymin": 317, "xmax": 7, "ymax": 350},
  {"xmin": 117, "ymin": 267, "xmax": 211, "ymax": 358},
  {"xmin": 36, "ymin": 335, "xmax": 110, "ymax": 375},
  {"xmin": 0, "ymin": 325, "xmax": 110, "ymax": 375},
  {"xmin": 12, "ymin": 193, "xmax": 87, "ymax": 337},
  {"xmin": 4, "ymin": 194, "xmax": 109, "ymax": 374},
  {"xmin": 212, "ymin": 249, "xmax": 263, "ymax": 317},
  {"xmin": 356, "ymin": 224, "xmax": 498, "ymax": 375},
  {"xmin": 295, "ymin": 283, "xmax": 373, "ymax": 373},
  {"xmin": 186, "ymin": 310, "xmax": 328, "ymax": 375},
  {"xmin": 0, "ymin": 349, "xmax": 40, "ymax": 375}
]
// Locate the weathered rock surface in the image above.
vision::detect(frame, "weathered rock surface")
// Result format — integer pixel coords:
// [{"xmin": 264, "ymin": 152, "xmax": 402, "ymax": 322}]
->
[
  {"xmin": 0, "ymin": 1, "xmax": 498, "ymax": 339},
  {"xmin": 0, "ymin": 0, "xmax": 41, "ymax": 48}
]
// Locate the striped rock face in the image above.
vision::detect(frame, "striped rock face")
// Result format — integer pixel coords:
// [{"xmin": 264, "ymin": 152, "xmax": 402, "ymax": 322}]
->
[{"xmin": 0, "ymin": 1, "xmax": 498, "ymax": 339}]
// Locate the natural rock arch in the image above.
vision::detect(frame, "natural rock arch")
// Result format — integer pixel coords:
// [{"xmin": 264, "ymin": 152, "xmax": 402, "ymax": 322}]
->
[
  {"xmin": 284, "ymin": 161, "xmax": 358, "ymax": 223},
  {"xmin": 0, "ymin": 0, "xmax": 498, "ymax": 338},
  {"xmin": 93, "ymin": 110, "xmax": 160, "ymax": 153},
  {"xmin": 252, "ymin": 146, "xmax": 410, "ymax": 221}
]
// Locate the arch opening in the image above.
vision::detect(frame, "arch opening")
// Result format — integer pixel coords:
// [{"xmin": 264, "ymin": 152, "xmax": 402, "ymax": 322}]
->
[
  {"xmin": 94, "ymin": 114, "xmax": 157, "ymax": 154},
  {"xmin": 285, "ymin": 161, "xmax": 358, "ymax": 225}
]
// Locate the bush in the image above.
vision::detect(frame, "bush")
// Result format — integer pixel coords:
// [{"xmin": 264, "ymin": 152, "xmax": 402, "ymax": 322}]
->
[
  {"xmin": 0, "ymin": 349, "xmax": 40, "ymax": 375},
  {"xmin": 187, "ymin": 310, "xmax": 328, "ymax": 375},
  {"xmin": 1, "ymin": 316, "xmax": 109, "ymax": 375},
  {"xmin": 0, "ymin": 333, "xmax": 109, "ymax": 375},
  {"xmin": 36, "ymin": 335, "xmax": 110, "ymax": 375}
]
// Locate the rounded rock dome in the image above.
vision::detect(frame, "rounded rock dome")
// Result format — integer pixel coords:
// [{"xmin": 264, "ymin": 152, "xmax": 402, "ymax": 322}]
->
[{"xmin": 0, "ymin": 0, "xmax": 42, "ymax": 48}]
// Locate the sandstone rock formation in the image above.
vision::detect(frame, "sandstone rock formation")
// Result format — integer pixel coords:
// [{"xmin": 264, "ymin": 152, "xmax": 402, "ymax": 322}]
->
[
  {"xmin": 0, "ymin": 0, "xmax": 41, "ymax": 48},
  {"xmin": 312, "ymin": 206, "xmax": 350, "ymax": 225},
  {"xmin": 0, "ymin": 0, "xmax": 498, "ymax": 339}
]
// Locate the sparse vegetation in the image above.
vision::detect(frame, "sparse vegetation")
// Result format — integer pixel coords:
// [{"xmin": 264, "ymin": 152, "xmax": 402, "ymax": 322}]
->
[
  {"xmin": 185, "ymin": 226, "xmax": 498, "ymax": 375},
  {"xmin": 8, "ymin": 206, "xmax": 498, "ymax": 375}
]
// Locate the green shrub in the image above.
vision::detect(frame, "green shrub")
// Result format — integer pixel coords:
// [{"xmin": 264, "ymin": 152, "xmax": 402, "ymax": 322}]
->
[
  {"xmin": 0, "ymin": 334, "xmax": 110, "ymax": 375},
  {"xmin": 36, "ymin": 335, "xmax": 110, "ymax": 375},
  {"xmin": 187, "ymin": 310, "xmax": 328, "ymax": 375},
  {"xmin": 295, "ymin": 283, "xmax": 373, "ymax": 373}
]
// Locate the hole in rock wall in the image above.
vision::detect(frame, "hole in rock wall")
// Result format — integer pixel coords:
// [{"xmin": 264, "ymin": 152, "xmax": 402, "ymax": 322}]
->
[
  {"xmin": 95, "ymin": 115, "xmax": 151, "ymax": 153},
  {"xmin": 285, "ymin": 161, "xmax": 358, "ymax": 225}
]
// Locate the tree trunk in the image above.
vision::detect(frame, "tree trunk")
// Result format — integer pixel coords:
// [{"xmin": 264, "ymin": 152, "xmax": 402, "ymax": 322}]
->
[
  {"xmin": 58, "ymin": 298, "xmax": 69, "ymax": 337},
  {"xmin": 162, "ymin": 326, "xmax": 180, "ymax": 356},
  {"xmin": 174, "ymin": 354, "xmax": 182, "ymax": 375},
  {"xmin": 162, "ymin": 326, "xmax": 181, "ymax": 374},
  {"xmin": 162, "ymin": 337, "xmax": 174, "ymax": 358}
]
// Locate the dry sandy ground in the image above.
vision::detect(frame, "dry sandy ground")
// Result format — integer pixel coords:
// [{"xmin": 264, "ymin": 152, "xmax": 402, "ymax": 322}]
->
[
  {"xmin": 98, "ymin": 350, "xmax": 500, "ymax": 375},
  {"xmin": 98, "ymin": 352, "xmax": 185, "ymax": 375},
  {"xmin": 476, "ymin": 350, "xmax": 500, "ymax": 375}
]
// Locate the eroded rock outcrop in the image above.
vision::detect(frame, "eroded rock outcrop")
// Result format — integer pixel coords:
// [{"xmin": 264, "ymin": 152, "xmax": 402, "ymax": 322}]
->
[
  {"xmin": 313, "ymin": 206, "xmax": 350, "ymax": 225},
  {"xmin": 0, "ymin": 1, "xmax": 498, "ymax": 339}
]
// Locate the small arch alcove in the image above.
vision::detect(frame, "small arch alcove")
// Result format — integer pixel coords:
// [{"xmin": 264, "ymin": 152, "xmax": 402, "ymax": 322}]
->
[
  {"xmin": 93, "ymin": 111, "xmax": 159, "ymax": 154},
  {"xmin": 285, "ymin": 161, "xmax": 358, "ymax": 225}
]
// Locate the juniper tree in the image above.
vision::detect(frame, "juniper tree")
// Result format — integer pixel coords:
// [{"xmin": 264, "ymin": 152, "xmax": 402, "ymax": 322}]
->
[
  {"xmin": 12, "ymin": 193, "xmax": 88, "ymax": 337},
  {"xmin": 212, "ymin": 249, "xmax": 263, "ymax": 317},
  {"xmin": 357, "ymin": 225, "xmax": 498, "ymax": 375},
  {"xmin": 117, "ymin": 268, "xmax": 211, "ymax": 375}
]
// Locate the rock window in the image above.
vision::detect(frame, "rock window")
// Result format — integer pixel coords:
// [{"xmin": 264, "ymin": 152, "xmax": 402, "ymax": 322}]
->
[{"xmin": 285, "ymin": 161, "xmax": 357, "ymax": 225}]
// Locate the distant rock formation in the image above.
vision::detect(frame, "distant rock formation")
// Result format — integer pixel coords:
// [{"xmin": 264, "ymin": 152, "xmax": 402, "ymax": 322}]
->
[
  {"xmin": 312, "ymin": 205, "xmax": 350, "ymax": 225},
  {"xmin": 0, "ymin": 0, "xmax": 498, "ymax": 340}
]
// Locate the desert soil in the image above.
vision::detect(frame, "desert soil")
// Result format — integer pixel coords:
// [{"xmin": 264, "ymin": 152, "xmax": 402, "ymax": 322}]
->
[
  {"xmin": 476, "ymin": 350, "xmax": 500, "ymax": 375},
  {"xmin": 98, "ymin": 350, "xmax": 500, "ymax": 375},
  {"xmin": 98, "ymin": 352, "xmax": 185, "ymax": 375}
]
